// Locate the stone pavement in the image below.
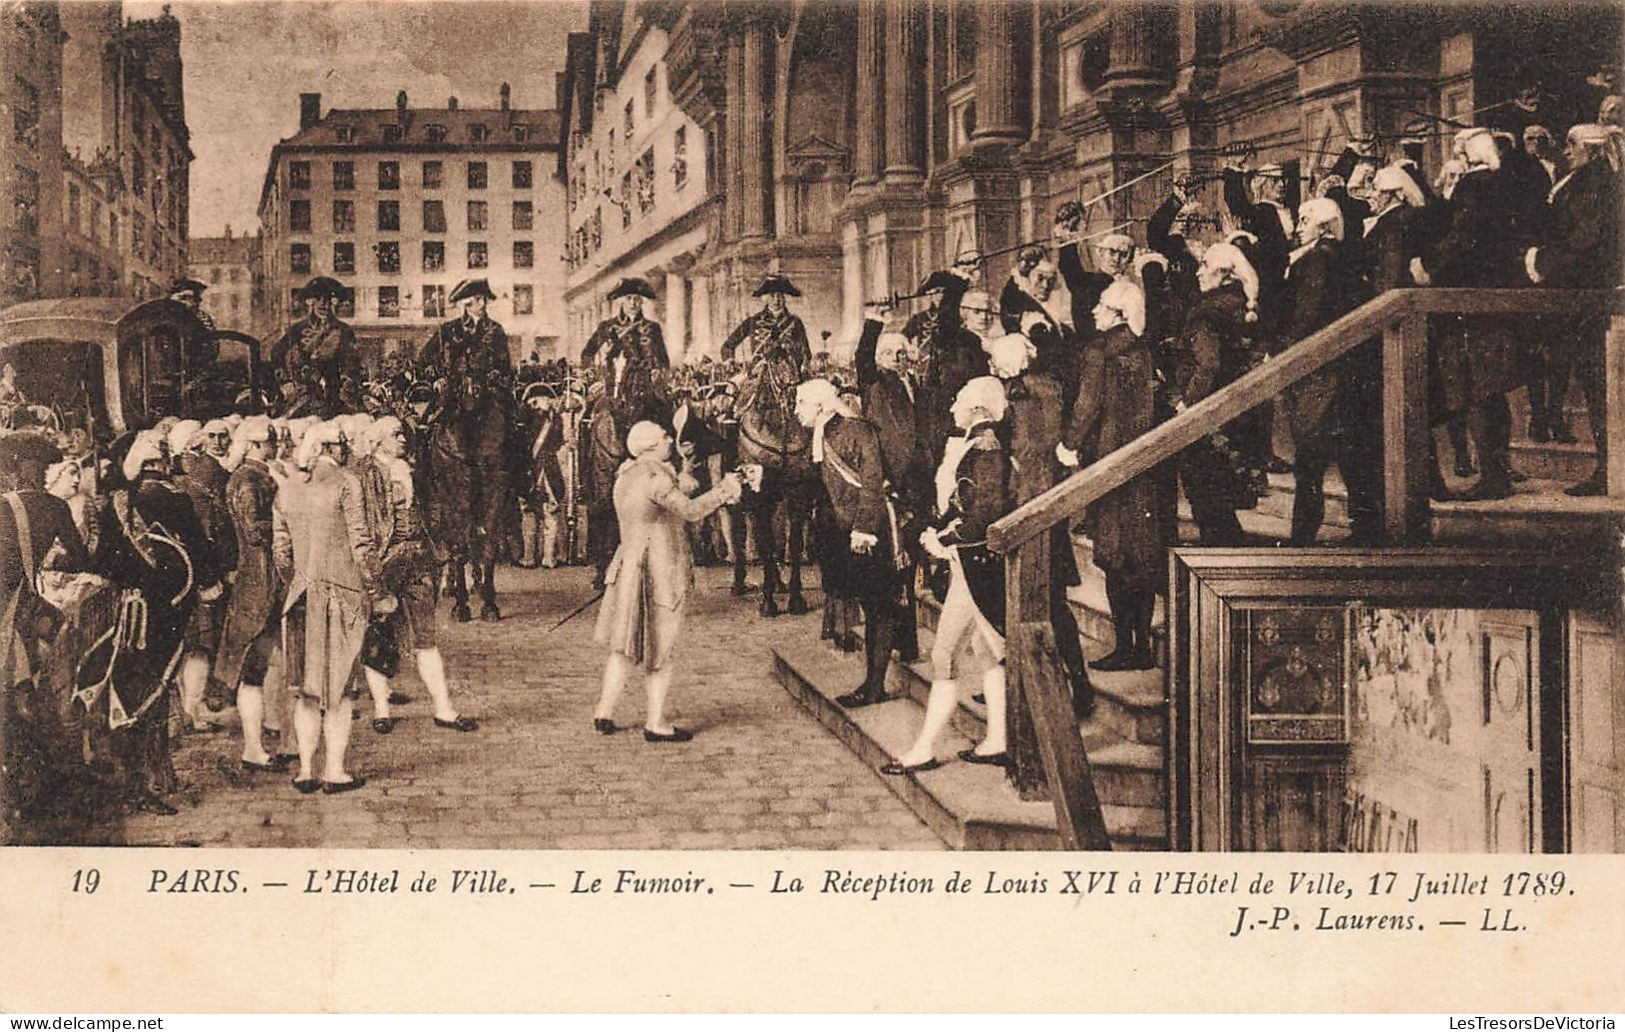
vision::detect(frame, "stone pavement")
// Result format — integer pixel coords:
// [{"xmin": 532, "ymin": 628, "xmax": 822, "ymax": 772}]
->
[{"xmin": 25, "ymin": 564, "xmax": 943, "ymax": 850}]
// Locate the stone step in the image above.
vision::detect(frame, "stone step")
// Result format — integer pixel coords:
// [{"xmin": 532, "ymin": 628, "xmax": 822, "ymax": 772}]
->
[
  {"xmin": 883, "ymin": 641, "xmax": 1166, "ymax": 811},
  {"xmin": 773, "ymin": 636, "xmax": 1167, "ymax": 851}
]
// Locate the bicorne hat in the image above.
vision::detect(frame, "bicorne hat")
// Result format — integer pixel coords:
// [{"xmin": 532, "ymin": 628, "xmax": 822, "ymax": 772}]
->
[
  {"xmin": 449, "ymin": 278, "xmax": 496, "ymax": 304},
  {"xmin": 296, "ymin": 276, "xmax": 349, "ymax": 302},
  {"xmin": 607, "ymin": 277, "xmax": 657, "ymax": 301},
  {"xmin": 753, "ymin": 275, "xmax": 801, "ymax": 298}
]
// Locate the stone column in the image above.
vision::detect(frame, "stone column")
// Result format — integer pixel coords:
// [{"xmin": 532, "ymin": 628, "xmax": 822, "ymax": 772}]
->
[
  {"xmin": 665, "ymin": 270, "xmax": 687, "ymax": 365},
  {"xmin": 724, "ymin": 34, "xmax": 745, "ymax": 239},
  {"xmin": 883, "ymin": 0, "xmax": 925, "ymax": 183},
  {"xmin": 973, "ymin": 0, "xmax": 1025, "ymax": 148},
  {"xmin": 854, "ymin": 0, "xmax": 885, "ymax": 186},
  {"xmin": 741, "ymin": 19, "xmax": 770, "ymax": 239}
]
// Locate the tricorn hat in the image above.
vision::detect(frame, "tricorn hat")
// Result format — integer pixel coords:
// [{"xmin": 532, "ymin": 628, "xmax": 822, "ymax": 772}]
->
[
  {"xmin": 607, "ymin": 277, "xmax": 656, "ymax": 301},
  {"xmin": 296, "ymin": 276, "xmax": 349, "ymax": 302},
  {"xmin": 449, "ymin": 278, "xmax": 496, "ymax": 304},
  {"xmin": 168, "ymin": 276, "xmax": 207, "ymax": 297},
  {"xmin": 917, "ymin": 270, "xmax": 966, "ymax": 294},
  {"xmin": 753, "ymin": 275, "xmax": 801, "ymax": 298}
]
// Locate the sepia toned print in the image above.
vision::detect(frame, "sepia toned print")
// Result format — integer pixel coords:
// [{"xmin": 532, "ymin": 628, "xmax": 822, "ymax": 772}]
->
[{"xmin": 1, "ymin": 0, "xmax": 1623, "ymax": 859}]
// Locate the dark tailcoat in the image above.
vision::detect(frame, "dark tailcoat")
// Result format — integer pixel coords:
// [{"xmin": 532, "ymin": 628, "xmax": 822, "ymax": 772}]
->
[
  {"xmin": 270, "ymin": 315, "xmax": 361, "ymax": 418},
  {"xmin": 855, "ymin": 317, "xmax": 926, "ymax": 508},
  {"xmin": 934, "ymin": 424, "xmax": 1013, "ymax": 635}
]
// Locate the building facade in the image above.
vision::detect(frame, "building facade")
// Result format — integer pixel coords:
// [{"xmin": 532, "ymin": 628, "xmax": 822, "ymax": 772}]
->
[
  {"xmin": 257, "ymin": 89, "xmax": 566, "ymax": 370},
  {"xmin": 559, "ymin": 0, "xmax": 1623, "ymax": 357},
  {"xmin": 188, "ymin": 228, "xmax": 263, "ymax": 333},
  {"xmin": 61, "ymin": 148, "xmax": 124, "ymax": 297},
  {"xmin": 58, "ymin": 1, "xmax": 192, "ymax": 301},
  {"xmin": 3, "ymin": 0, "xmax": 67, "ymax": 305}
]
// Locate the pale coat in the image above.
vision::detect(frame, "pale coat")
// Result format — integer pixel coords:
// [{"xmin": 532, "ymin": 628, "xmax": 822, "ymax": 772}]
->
[
  {"xmin": 594, "ymin": 456, "xmax": 733, "ymax": 671},
  {"xmin": 272, "ymin": 458, "xmax": 380, "ymax": 708}
]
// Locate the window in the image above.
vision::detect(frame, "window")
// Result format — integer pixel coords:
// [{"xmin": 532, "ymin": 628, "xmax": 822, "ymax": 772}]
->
[
  {"xmin": 289, "ymin": 288, "xmax": 302, "ymax": 308},
  {"xmin": 290, "ymin": 243, "xmax": 311, "ymax": 274},
  {"xmin": 229, "ymin": 267, "xmax": 240, "ymax": 282},
  {"xmin": 513, "ymin": 284, "xmax": 533, "ymax": 315},
  {"xmin": 511, "ymin": 124, "xmax": 529, "ymax": 143},
  {"xmin": 378, "ymin": 161, "xmax": 399, "ymax": 190},
  {"xmin": 512, "ymin": 200, "xmax": 533, "ymax": 230},
  {"xmin": 13, "ymin": 76, "xmax": 40, "ymax": 150},
  {"xmin": 425, "ymin": 123, "xmax": 447, "ymax": 143},
  {"xmin": 467, "ymin": 161, "xmax": 487, "ymax": 189},
  {"xmin": 289, "ymin": 161, "xmax": 311, "ymax": 190},
  {"xmin": 333, "ymin": 161, "xmax": 354, "ymax": 190},
  {"xmin": 635, "ymin": 149, "xmax": 655, "ymax": 214},
  {"xmin": 376, "ymin": 241, "xmax": 400, "ymax": 274},
  {"xmin": 377, "ymin": 200, "xmax": 400, "ymax": 231},
  {"xmin": 423, "ymin": 199, "xmax": 446, "ymax": 233},
  {"xmin": 378, "ymin": 286, "xmax": 400, "ymax": 318},
  {"xmin": 229, "ymin": 295, "xmax": 240, "ymax": 314},
  {"xmin": 513, "ymin": 241, "xmax": 533, "ymax": 268},
  {"xmin": 513, "ymin": 160, "xmax": 533, "ymax": 189},
  {"xmin": 644, "ymin": 65, "xmax": 658, "ymax": 118},
  {"xmin": 383, "ymin": 124, "xmax": 403, "ymax": 143},
  {"xmin": 620, "ymin": 172, "xmax": 633, "ymax": 228},
  {"xmin": 422, "ymin": 284, "xmax": 446, "ymax": 318},
  {"xmin": 470, "ymin": 123, "xmax": 490, "ymax": 143},
  {"xmin": 335, "ymin": 295, "xmax": 355, "ymax": 318},
  {"xmin": 208, "ymin": 266, "xmax": 220, "ymax": 283},
  {"xmin": 289, "ymin": 198, "xmax": 311, "ymax": 231},
  {"xmin": 67, "ymin": 184, "xmax": 81, "ymax": 232},
  {"xmin": 92, "ymin": 201, "xmax": 103, "ymax": 243},
  {"xmin": 624, "ymin": 99, "xmax": 635, "ymax": 137},
  {"xmin": 336, "ymin": 125, "xmax": 356, "ymax": 143},
  {"xmin": 467, "ymin": 241, "xmax": 488, "ymax": 269},
  {"xmin": 332, "ymin": 199, "xmax": 355, "ymax": 232},
  {"xmin": 422, "ymin": 161, "xmax": 442, "ymax": 189},
  {"xmin": 673, "ymin": 126, "xmax": 688, "ymax": 189},
  {"xmin": 467, "ymin": 200, "xmax": 488, "ymax": 231},
  {"xmin": 423, "ymin": 241, "xmax": 444, "ymax": 272},
  {"xmin": 333, "ymin": 242, "xmax": 355, "ymax": 274}
]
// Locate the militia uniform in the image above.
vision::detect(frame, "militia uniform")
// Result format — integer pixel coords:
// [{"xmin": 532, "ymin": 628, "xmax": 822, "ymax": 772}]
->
[
  {"xmin": 721, "ymin": 276, "xmax": 813, "ymax": 388},
  {"xmin": 271, "ymin": 277, "xmax": 361, "ymax": 418}
]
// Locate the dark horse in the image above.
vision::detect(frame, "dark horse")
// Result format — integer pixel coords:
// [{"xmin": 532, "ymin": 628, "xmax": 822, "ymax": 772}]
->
[
  {"xmin": 415, "ymin": 378, "xmax": 516, "ymax": 622},
  {"xmin": 578, "ymin": 378, "xmax": 673, "ymax": 590},
  {"xmin": 731, "ymin": 366, "xmax": 818, "ymax": 618}
]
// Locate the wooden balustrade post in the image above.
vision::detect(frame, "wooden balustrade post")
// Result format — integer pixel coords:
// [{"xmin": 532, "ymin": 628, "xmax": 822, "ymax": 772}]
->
[
  {"xmin": 1005, "ymin": 531, "xmax": 1112, "ymax": 849},
  {"xmin": 1608, "ymin": 314, "xmax": 1623, "ymax": 499},
  {"xmin": 1383, "ymin": 314, "xmax": 1430, "ymax": 543}
]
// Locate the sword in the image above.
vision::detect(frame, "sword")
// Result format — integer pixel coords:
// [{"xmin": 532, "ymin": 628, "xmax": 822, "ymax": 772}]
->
[{"xmin": 547, "ymin": 588, "xmax": 604, "ymax": 633}]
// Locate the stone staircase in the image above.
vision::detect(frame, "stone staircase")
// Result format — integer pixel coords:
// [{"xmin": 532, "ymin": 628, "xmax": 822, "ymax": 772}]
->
[{"xmin": 772, "ymin": 385, "xmax": 1609, "ymax": 851}]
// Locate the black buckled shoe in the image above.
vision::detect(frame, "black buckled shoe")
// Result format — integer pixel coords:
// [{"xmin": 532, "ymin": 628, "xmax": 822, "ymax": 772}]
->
[
  {"xmin": 880, "ymin": 758, "xmax": 941, "ymax": 776},
  {"xmin": 434, "ymin": 715, "xmax": 479, "ymax": 732},
  {"xmin": 321, "ymin": 776, "xmax": 367, "ymax": 795},
  {"xmin": 593, "ymin": 718, "xmax": 618, "ymax": 735},
  {"xmin": 836, "ymin": 686, "xmax": 889, "ymax": 709},
  {"xmin": 643, "ymin": 727, "xmax": 694, "ymax": 743},
  {"xmin": 957, "ymin": 748, "xmax": 1011, "ymax": 768}
]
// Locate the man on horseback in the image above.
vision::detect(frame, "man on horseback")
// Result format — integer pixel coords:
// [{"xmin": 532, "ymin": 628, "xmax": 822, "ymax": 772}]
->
[
  {"xmin": 721, "ymin": 276, "xmax": 812, "ymax": 384},
  {"xmin": 415, "ymin": 278, "xmax": 515, "ymax": 622},
  {"xmin": 581, "ymin": 278, "xmax": 669, "ymax": 425},
  {"xmin": 269, "ymin": 276, "xmax": 362, "ymax": 418},
  {"xmin": 580, "ymin": 278, "xmax": 670, "ymax": 590}
]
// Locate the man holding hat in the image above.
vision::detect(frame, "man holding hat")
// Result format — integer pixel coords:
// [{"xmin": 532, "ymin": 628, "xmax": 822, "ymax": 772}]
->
[
  {"xmin": 271, "ymin": 276, "xmax": 360, "ymax": 418},
  {"xmin": 582, "ymin": 277, "xmax": 670, "ymax": 424},
  {"xmin": 1525, "ymin": 123, "xmax": 1624, "ymax": 496}
]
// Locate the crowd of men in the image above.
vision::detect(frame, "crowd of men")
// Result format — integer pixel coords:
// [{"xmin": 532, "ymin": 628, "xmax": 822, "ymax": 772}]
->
[{"xmin": 3, "ymin": 92, "xmax": 1621, "ymax": 821}]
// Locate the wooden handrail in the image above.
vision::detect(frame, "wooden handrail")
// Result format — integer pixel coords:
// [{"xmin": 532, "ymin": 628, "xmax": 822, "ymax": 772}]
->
[{"xmin": 987, "ymin": 286, "xmax": 1625, "ymax": 555}]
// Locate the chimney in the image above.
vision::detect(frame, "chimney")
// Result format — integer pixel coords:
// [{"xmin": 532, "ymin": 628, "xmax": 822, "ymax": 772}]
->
[
  {"xmin": 225, "ymin": 223, "xmax": 233, "ymax": 240},
  {"xmin": 501, "ymin": 82, "xmax": 511, "ymax": 111},
  {"xmin": 448, "ymin": 96, "xmax": 458, "ymax": 111},
  {"xmin": 299, "ymin": 92, "xmax": 321, "ymax": 130},
  {"xmin": 396, "ymin": 90, "xmax": 408, "ymax": 118}
]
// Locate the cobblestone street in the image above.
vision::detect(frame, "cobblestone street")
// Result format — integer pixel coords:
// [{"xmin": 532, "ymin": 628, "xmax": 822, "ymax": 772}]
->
[{"xmin": 29, "ymin": 565, "xmax": 942, "ymax": 850}]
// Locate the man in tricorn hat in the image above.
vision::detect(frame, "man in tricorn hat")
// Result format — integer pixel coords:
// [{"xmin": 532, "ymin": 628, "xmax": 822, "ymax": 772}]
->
[
  {"xmin": 720, "ymin": 275, "xmax": 812, "ymax": 389},
  {"xmin": 582, "ymin": 277, "xmax": 670, "ymax": 424},
  {"xmin": 169, "ymin": 276, "xmax": 216, "ymax": 331},
  {"xmin": 270, "ymin": 276, "xmax": 360, "ymax": 418}
]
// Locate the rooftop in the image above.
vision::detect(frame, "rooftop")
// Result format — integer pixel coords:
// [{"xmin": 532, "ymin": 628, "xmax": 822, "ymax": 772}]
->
[{"xmin": 278, "ymin": 106, "xmax": 563, "ymax": 150}]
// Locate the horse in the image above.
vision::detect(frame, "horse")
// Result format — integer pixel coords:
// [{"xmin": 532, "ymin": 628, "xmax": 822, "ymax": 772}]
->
[
  {"xmin": 414, "ymin": 375, "xmax": 516, "ymax": 623},
  {"xmin": 577, "ymin": 371, "xmax": 674, "ymax": 591},
  {"xmin": 730, "ymin": 363, "xmax": 818, "ymax": 618}
]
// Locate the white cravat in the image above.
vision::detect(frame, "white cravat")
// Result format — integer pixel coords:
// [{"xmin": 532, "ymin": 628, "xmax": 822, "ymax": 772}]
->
[
  {"xmin": 936, "ymin": 433, "xmax": 975, "ymax": 515},
  {"xmin": 811, "ymin": 409, "xmax": 837, "ymax": 464}
]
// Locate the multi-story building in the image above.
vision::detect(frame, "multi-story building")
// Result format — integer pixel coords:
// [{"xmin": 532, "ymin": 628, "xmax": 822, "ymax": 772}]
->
[
  {"xmin": 188, "ymin": 227, "xmax": 263, "ymax": 333},
  {"xmin": 257, "ymin": 88, "xmax": 565, "ymax": 369},
  {"xmin": 56, "ymin": 0, "xmax": 192, "ymax": 301},
  {"xmin": 559, "ymin": 12, "xmax": 720, "ymax": 362},
  {"xmin": 561, "ymin": 1, "xmax": 1622, "ymax": 356},
  {"xmin": 62, "ymin": 147, "xmax": 124, "ymax": 297},
  {"xmin": 3, "ymin": 0, "xmax": 67, "ymax": 305}
]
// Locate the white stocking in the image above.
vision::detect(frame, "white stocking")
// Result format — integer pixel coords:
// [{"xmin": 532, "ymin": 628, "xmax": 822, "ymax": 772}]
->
[
  {"xmin": 594, "ymin": 651, "xmax": 630, "ymax": 722},
  {"xmin": 977, "ymin": 665, "xmax": 1008, "ymax": 756},
  {"xmin": 363, "ymin": 666, "xmax": 391, "ymax": 720},
  {"xmin": 898, "ymin": 679, "xmax": 958, "ymax": 767},
  {"xmin": 238, "ymin": 685, "xmax": 269, "ymax": 764},
  {"xmin": 645, "ymin": 666, "xmax": 674, "ymax": 734},
  {"xmin": 415, "ymin": 648, "xmax": 457, "ymax": 722},
  {"xmin": 322, "ymin": 697, "xmax": 355, "ymax": 783},
  {"xmin": 293, "ymin": 697, "xmax": 321, "ymax": 782}
]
